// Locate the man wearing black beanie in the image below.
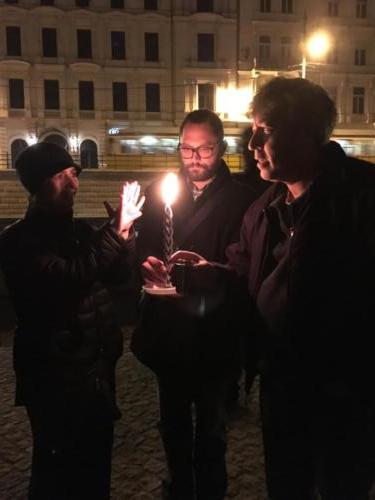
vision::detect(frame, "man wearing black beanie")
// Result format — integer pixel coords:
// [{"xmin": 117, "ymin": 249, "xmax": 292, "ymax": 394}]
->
[{"xmin": 0, "ymin": 142, "xmax": 144, "ymax": 499}]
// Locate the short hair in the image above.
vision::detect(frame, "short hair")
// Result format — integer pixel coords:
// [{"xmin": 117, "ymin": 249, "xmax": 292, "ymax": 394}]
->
[
  {"xmin": 251, "ymin": 77, "xmax": 337, "ymax": 146},
  {"xmin": 179, "ymin": 109, "xmax": 224, "ymax": 142}
]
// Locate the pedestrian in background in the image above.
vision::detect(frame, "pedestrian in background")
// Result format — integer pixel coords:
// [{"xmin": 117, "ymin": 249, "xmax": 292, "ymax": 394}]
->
[
  {"xmin": 131, "ymin": 109, "xmax": 255, "ymax": 500},
  {"xmin": 0, "ymin": 142, "xmax": 144, "ymax": 500}
]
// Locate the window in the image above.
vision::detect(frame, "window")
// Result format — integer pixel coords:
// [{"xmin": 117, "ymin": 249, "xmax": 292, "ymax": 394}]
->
[
  {"xmin": 40, "ymin": 0, "xmax": 54, "ymax": 5},
  {"xmin": 42, "ymin": 28, "xmax": 57, "ymax": 58},
  {"xmin": 111, "ymin": 0, "xmax": 124, "ymax": 8},
  {"xmin": 5, "ymin": 0, "xmax": 19, "ymax": 3},
  {"xmin": 145, "ymin": 33, "xmax": 159, "ymax": 62},
  {"xmin": 260, "ymin": 0, "xmax": 271, "ymax": 12},
  {"xmin": 354, "ymin": 48, "xmax": 366, "ymax": 66},
  {"xmin": 76, "ymin": 0, "xmax": 90, "ymax": 6},
  {"xmin": 197, "ymin": 0, "xmax": 213, "ymax": 12},
  {"xmin": 144, "ymin": 0, "xmax": 157, "ymax": 9},
  {"xmin": 259, "ymin": 35, "xmax": 271, "ymax": 63},
  {"xmin": 198, "ymin": 83, "xmax": 214, "ymax": 110},
  {"xmin": 112, "ymin": 82, "xmax": 127, "ymax": 111},
  {"xmin": 9, "ymin": 79, "xmax": 24, "ymax": 108},
  {"xmin": 281, "ymin": 36, "xmax": 291, "ymax": 64},
  {"xmin": 356, "ymin": 0, "xmax": 367, "ymax": 18},
  {"xmin": 145, "ymin": 83, "xmax": 160, "ymax": 112},
  {"xmin": 281, "ymin": 0, "xmax": 293, "ymax": 13},
  {"xmin": 111, "ymin": 31, "xmax": 126, "ymax": 60},
  {"xmin": 80, "ymin": 140, "xmax": 98, "ymax": 168},
  {"xmin": 352, "ymin": 87, "xmax": 364, "ymax": 114},
  {"xmin": 11, "ymin": 139, "xmax": 27, "ymax": 169},
  {"xmin": 197, "ymin": 33, "xmax": 214, "ymax": 62},
  {"xmin": 79, "ymin": 81, "xmax": 94, "ymax": 110},
  {"xmin": 77, "ymin": 29, "xmax": 92, "ymax": 59},
  {"xmin": 6, "ymin": 27, "xmax": 21, "ymax": 57},
  {"xmin": 328, "ymin": 1, "xmax": 338, "ymax": 16},
  {"xmin": 44, "ymin": 80, "xmax": 60, "ymax": 109}
]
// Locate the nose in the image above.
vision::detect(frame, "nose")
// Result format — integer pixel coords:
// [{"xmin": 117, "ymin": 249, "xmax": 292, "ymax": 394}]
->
[
  {"xmin": 68, "ymin": 172, "xmax": 79, "ymax": 190},
  {"xmin": 192, "ymin": 148, "xmax": 201, "ymax": 160},
  {"xmin": 248, "ymin": 130, "xmax": 263, "ymax": 152}
]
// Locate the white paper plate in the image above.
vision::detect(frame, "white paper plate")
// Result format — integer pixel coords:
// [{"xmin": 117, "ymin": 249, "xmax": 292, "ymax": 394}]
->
[{"xmin": 143, "ymin": 286, "xmax": 178, "ymax": 296}]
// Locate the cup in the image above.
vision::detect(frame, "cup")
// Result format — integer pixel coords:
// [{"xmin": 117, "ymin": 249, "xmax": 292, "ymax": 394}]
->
[{"xmin": 171, "ymin": 259, "xmax": 191, "ymax": 294}]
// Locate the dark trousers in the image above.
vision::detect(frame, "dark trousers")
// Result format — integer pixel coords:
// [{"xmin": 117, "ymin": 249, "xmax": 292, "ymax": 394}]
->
[
  {"xmin": 260, "ymin": 375, "xmax": 375, "ymax": 500},
  {"xmin": 26, "ymin": 401, "xmax": 114, "ymax": 500},
  {"xmin": 157, "ymin": 374, "xmax": 229, "ymax": 500}
]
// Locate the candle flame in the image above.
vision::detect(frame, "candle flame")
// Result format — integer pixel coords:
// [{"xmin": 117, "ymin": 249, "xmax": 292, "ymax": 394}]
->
[{"xmin": 161, "ymin": 173, "xmax": 179, "ymax": 206}]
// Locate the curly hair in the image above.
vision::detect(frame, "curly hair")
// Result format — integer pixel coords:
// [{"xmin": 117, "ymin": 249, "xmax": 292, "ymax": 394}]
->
[{"xmin": 251, "ymin": 77, "xmax": 337, "ymax": 146}]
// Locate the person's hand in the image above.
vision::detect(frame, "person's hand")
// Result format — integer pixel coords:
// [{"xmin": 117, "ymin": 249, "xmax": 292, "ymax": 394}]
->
[
  {"xmin": 119, "ymin": 181, "xmax": 145, "ymax": 233},
  {"xmin": 168, "ymin": 250, "xmax": 208, "ymax": 267},
  {"xmin": 142, "ymin": 256, "xmax": 169, "ymax": 287},
  {"xmin": 104, "ymin": 182, "xmax": 145, "ymax": 239}
]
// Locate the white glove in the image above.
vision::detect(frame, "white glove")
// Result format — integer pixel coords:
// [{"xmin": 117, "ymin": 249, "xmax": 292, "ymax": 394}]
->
[
  {"xmin": 119, "ymin": 181, "xmax": 145, "ymax": 233},
  {"xmin": 104, "ymin": 181, "xmax": 145, "ymax": 238}
]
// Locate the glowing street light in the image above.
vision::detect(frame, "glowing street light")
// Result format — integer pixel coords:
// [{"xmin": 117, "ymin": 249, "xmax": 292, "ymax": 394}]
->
[{"xmin": 301, "ymin": 31, "xmax": 331, "ymax": 79}]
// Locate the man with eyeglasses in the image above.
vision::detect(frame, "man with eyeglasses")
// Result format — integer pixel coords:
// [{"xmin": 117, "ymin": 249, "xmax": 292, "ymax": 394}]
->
[{"xmin": 131, "ymin": 109, "xmax": 255, "ymax": 500}]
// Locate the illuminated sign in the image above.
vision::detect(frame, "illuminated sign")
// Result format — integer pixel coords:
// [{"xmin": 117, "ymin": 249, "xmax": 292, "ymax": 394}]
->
[{"xmin": 108, "ymin": 127, "xmax": 120, "ymax": 135}]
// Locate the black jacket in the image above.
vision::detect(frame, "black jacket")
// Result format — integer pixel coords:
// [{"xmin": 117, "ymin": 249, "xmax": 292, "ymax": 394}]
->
[
  {"xmin": 131, "ymin": 161, "xmax": 255, "ymax": 376},
  {"xmin": 227, "ymin": 142, "xmax": 375, "ymax": 394},
  {"xmin": 0, "ymin": 208, "xmax": 135, "ymax": 417}
]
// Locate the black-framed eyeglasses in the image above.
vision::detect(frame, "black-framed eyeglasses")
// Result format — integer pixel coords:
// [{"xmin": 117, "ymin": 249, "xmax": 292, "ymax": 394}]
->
[{"xmin": 178, "ymin": 142, "xmax": 220, "ymax": 159}]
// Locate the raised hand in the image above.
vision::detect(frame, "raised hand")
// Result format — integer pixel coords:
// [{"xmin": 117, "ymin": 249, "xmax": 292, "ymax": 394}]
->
[
  {"xmin": 119, "ymin": 181, "xmax": 145, "ymax": 233},
  {"xmin": 104, "ymin": 182, "xmax": 145, "ymax": 239}
]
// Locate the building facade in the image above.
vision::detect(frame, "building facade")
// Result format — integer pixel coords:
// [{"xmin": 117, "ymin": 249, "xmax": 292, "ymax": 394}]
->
[
  {"xmin": 241, "ymin": 0, "xmax": 375, "ymax": 159},
  {"xmin": 0, "ymin": 0, "xmax": 374, "ymax": 169}
]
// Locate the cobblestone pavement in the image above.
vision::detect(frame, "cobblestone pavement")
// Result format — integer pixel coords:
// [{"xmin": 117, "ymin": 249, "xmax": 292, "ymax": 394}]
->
[{"xmin": 0, "ymin": 327, "xmax": 267, "ymax": 500}]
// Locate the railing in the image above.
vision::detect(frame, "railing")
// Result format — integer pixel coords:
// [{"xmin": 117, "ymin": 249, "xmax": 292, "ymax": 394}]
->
[{"xmin": 0, "ymin": 153, "xmax": 245, "ymax": 172}]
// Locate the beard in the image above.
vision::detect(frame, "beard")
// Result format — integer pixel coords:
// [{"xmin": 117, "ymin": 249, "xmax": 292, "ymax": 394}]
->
[{"xmin": 182, "ymin": 162, "xmax": 217, "ymax": 182}]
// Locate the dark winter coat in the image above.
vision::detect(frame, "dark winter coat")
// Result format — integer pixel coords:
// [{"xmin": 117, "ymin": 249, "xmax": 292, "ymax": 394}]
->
[
  {"xmin": 227, "ymin": 141, "xmax": 375, "ymax": 395},
  {"xmin": 131, "ymin": 161, "xmax": 255, "ymax": 376},
  {"xmin": 0, "ymin": 208, "xmax": 135, "ymax": 419}
]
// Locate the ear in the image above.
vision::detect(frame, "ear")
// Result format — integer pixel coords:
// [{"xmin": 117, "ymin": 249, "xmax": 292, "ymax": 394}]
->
[{"xmin": 220, "ymin": 140, "xmax": 227, "ymax": 155}]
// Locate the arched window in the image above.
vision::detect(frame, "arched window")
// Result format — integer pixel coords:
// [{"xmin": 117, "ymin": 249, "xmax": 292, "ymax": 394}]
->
[
  {"xmin": 11, "ymin": 138, "xmax": 28, "ymax": 168},
  {"xmin": 80, "ymin": 139, "xmax": 98, "ymax": 168},
  {"xmin": 42, "ymin": 133, "xmax": 68, "ymax": 149}
]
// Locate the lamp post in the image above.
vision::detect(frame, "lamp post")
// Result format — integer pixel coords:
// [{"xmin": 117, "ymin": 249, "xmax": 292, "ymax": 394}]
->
[{"xmin": 301, "ymin": 31, "xmax": 331, "ymax": 79}]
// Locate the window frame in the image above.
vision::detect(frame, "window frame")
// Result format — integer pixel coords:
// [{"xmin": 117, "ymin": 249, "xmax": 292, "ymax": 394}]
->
[
  {"xmin": 9, "ymin": 79, "xmax": 24, "ymax": 109},
  {"xmin": 145, "ymin": 83, "xmax": 160, "ymax": 112},
  {"xmin": 197, "ymin": 33, "xmax": 214, "ymax": 62},
  {"xmin": 44, "ymin": 79, "xmax": 60, "ymax": 110},
  {"xmin": 79, "ymin": 80, "xmax": 95, "ymax": 110}
]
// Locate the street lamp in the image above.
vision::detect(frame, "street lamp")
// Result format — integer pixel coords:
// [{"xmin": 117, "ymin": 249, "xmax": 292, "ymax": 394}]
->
[{"xmin": 301, "ymin": 31, "xmax": 331, "ymax": 79}]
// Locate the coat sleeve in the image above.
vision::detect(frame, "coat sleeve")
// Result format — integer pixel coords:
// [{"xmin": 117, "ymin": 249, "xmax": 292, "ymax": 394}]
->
[{"xmin": 0, "ymin": 221, "xmax": 135, "ymax": 296}]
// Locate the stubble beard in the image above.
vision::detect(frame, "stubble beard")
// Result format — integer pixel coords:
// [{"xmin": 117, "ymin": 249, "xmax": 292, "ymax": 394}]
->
[{"xmin": 183, "ymin": 162, "xmax": 216, "ymax": 182}]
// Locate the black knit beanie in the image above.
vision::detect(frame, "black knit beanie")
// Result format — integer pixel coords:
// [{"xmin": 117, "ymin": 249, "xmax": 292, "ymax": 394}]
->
[{"xmin": 15, "ymin": 142, "xmax": 80, "ymax": 194}]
